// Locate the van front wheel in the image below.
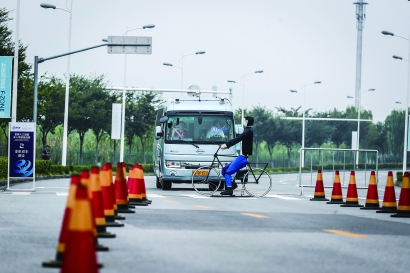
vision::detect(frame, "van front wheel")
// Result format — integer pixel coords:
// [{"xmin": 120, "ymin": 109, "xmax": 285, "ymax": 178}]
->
[
  {"xmin": 156, "ymin": 176, "xmax": 162, "ymax": 189},
  {"xmin": 162, "ymin": 179, "xmax": 172, "ymax": 190}
]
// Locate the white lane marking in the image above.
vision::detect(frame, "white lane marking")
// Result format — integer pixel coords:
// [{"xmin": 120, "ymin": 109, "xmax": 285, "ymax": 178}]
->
[
  {"xmin": 56, "ymin": 193, "xmax": 68, "ymax": 196},
  {"xmin": 238, "ymin": 197, "xmax": 257, "ymax": 200},
  {"xmin": 11, "ymin": 192, "xmax": 31, "ymax": 195},
  {"xmin": 147, "ymin": 194, "xmax": 166, "ymax": 198},
  {"xmin": 180, "ymin": 194, "xmax": 211, "ymax": 199},
  {"xmin": 265, "ymin": 194, "xmax": 302, "ymax": 200},
  {"xmin": 36, "ymin": 187, "xmax": 69, "ymax": 189}
]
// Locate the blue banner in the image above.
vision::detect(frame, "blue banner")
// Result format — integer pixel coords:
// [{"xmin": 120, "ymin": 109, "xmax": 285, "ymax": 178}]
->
[
  {"xmin": 0, "ymin": 56, "xmax": 13, "ymax": 118},
  {"xmin": 8, "ymin": 123, "xmax": 36, "ymax": 178}
]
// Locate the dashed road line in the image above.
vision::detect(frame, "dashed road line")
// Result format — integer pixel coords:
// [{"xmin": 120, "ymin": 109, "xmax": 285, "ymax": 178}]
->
[
  {"xmin": 56, "ymin": 192, "xmax": 69, "ymax": 196},
  {"xmin": 195, "ymin": 205, "xmax": 212, "ymax": 209},
  {"xmin": 265, "ymin": 194, "xmax": 302, "ymax": 200},
  {"xmin": 241, "ymin": 212, "xmax": 268, "ymax": 219},
  {"xmin": 180, "ymin": 194, "xmax": 211, "ymax": 199},
  {"xmin": 11, "ymin": 192, "xmax": 30, "ymax": 195},
  {"xmin": 323, "ymin": 229, "xmax": 367, "ymax": 239},
  {"xmin": 147, "ymin": 194, "xmax": 167, "ymax": 198}
]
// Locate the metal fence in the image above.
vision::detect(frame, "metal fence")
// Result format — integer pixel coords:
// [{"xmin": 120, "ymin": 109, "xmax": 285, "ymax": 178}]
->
[
  {"xmin": 0, "ymin": 143, "xmax": 153, "ymax": 165},
  {"xmin": 298, "ymin": 148, "xmax": 379, "ymax": 194}
]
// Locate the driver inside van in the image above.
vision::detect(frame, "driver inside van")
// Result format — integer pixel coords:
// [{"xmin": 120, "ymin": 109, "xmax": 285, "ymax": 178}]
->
[
  {"xmin": 206, "ymin": 120, "xmax": 225, "ymax": 139},
  {"xmin": 172, "ymin": 121, "xmax": 190, "ymax": 139}
]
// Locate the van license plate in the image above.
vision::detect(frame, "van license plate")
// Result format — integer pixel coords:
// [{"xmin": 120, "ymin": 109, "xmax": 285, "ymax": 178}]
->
[{"xmin": 193, "ymin": 170, "xmax": 208, "ymax": 176}]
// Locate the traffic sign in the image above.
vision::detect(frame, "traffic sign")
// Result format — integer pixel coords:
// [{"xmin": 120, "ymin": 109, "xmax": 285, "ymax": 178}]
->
[{"xmin": 106, "ymin": 36, "xmax": 152, "ymax": 54}]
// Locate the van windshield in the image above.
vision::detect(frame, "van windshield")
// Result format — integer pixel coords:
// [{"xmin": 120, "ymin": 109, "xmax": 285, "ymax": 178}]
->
[{"xmin": 165, "ymin": 116, "xmax": 235, "ymax": 144}]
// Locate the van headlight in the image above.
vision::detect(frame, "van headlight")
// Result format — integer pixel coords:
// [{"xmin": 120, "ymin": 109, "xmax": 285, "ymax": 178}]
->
[{"xmin": 165, "ymin": 161, "xmax": 181, "ymax": 168}]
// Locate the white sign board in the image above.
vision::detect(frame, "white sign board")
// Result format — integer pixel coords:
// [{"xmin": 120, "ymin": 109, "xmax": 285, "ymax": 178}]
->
[
  {"xmin": 107, "ymin": 36, "xmax": 152, "ymax": 54},
  {"xmin": 351, "ymin": 131, "xmax": 358, "ymax": 150},
  {"xmin": 111, "ymin": 103, "xmax": 122, "ymax": 139}
]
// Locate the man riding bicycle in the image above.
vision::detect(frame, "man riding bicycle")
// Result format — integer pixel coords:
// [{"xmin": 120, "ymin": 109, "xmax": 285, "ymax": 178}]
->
[{"xmin": 220, "ymin": 116, "xmax": 254, "ymax": 195}]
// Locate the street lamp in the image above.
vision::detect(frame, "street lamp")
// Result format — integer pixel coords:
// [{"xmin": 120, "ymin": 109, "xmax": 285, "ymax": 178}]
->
[
  {"xmin": 11, "ymin": 1, "xmax": 20, "ymax": 123},
  {"xmin": 382, "ymin": 30, "xmax": 410, "ymax": 173},
  {"xmin": 163, "ymin": 51, "xmax": 206, "ymax": 89},
  {"xmin": 347, "ymin": 88, "xmax": 375, "ymax": 164},
  {"xmin": 290, "ymin": 81, "xmax": 321, "ymax": 167},
  {"xmin": 41, "ymin": 1, "xmax": 73, "ymax": 166},
  {"xmin": 117, "ymin": 24, "xmax": 155, "ymax": 162},
  {"xmin": 227, "ymin": 70, "xmax": 263, "ymax": 126}
]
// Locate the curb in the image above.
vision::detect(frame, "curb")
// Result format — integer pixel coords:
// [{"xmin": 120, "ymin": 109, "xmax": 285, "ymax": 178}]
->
[{"xmin": 0, "ymin": 174, "xmax": 71, "ymax": 191}]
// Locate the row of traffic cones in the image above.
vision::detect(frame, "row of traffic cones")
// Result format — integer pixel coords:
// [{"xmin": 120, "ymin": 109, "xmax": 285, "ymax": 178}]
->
[
  {"xmin": 42, "ymin": 162, "xmax": 151, "ymax": 272},
  {"xmin": 310, "ymin": 169, "xmax": 410, "ymax": 217}
]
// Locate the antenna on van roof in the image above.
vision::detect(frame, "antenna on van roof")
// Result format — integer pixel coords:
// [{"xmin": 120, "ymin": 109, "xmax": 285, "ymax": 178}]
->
[{"xmin": 187, "ymin": 85, "xmax": 201, "ymax": 98}]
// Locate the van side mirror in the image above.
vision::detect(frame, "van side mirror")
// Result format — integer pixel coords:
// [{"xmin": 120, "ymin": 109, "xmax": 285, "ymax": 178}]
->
[
  {"xmin": 159, "ymin": 116, "xmax": 168, "ymax": 123},
  {"xmin": 155, "ymin": 126, "xmax": 163, "ymax": 139}
]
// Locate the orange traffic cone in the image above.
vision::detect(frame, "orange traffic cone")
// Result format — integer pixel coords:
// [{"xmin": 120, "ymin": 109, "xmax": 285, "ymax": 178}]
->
[
  {"xmin": 310, "ymin": 170, "xmax": 329, "ymax": 201},
  {"xmin": 80, "ymin": 170, "xmax": 109, "ymax": 252},
  {"xmin": 115, "ymin": 162, "xmax": 135, "ymax": 213},
  {"xmin": 136, "ymin": 164, "xmax": 152, "ymax": 204},
  {"xmin": 326, "ymin": 171, "xmax": 344, "ymax": 204},
  {"xmin": 391, "ymin": 172, "xmax": 410, "ymax": 218},
  {"xmin": 340, "ymin": 171, "xmax": 363, "ymax": 207},
  {"xmin": 100, "ymin": 164, "xmax": 124, "ymax": 227},
  {"xmin": 128, "ymin": 166, "xmax": 148, "ymax": 206},
  {"xmin": 42, "ymin": 175, "xmax": 80, "ymax": 268},
  {"xmin": 376, "ymin": 171, "xmax": 397, "ymax": 213},
  {"xmin": 360, "ymin": 171, "xmax": 380, "ymax": 210},
  {"xmin": 107, "ymin": 163, "xmax": 126, "ymax": 220},
  {"xmin": 60, "ymin": 182, "xmax": 100, "ymax": 273},
  {"xmin": 89, "ymin": 166, "xmax": 116, "ymax": 237}
]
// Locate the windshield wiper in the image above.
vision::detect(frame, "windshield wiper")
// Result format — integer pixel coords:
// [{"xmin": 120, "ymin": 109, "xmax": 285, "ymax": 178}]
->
[{"xmin": 179, "ymin": 139, "xmax": 199, "ymax": 148}]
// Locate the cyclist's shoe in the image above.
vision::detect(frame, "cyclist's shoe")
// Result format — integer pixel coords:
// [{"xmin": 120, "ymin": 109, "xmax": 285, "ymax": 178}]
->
[
  {"xmin": 220, "ymin": 187, "xmax": 233, "ymax": 195},
  {"xmin": 232, "ymin": 181, "xmax": 238, "ymax": 190}
]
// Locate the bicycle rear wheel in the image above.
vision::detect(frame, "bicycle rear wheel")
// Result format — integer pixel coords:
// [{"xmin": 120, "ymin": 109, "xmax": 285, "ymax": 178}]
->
[
  {"xmin": 192, "ymin": 167, "xmax": 221, "ymax": 196},
  {"xmin": 242, "ymin": 168, "xmax": 272, "ymax": 197}
]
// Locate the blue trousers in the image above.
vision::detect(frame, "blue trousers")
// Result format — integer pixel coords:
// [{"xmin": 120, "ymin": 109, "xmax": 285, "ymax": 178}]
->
[{"xmin": 221, "ymin": 155, "xmax": 248, "ymax": 187}]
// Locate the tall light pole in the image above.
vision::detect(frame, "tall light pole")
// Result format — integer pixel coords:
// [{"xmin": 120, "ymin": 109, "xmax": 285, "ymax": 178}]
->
[
  {"xmin": 382, "ymin": 30, "xmax": 410, "ymax": 173},
  {"xmin": 119, "ymin": 24, "xmax": 155, "ymax": 162},
  {"xmin": 353, "ymin": 0, "xmax": 368, "ymax": 109},
  {"xmin": 228, "ymin": 70, "xmax": 263, "ymax": 126},
  {"xmin": 11, "ymin": 0, "xmax": 20, "ymax": 122},
  {"xmin": 41, "ymin": 1, "xmax": 73, "ymax": 166},
  {"xmin": 290, "ymin": 81, "xmax": 321, "ymax": 167},
  {"xmin": 347, "ymin": 88, "xmax": 375, "ymax": 165},
  {"xmin": 163, "ymin": 51, "xmax": 205, "ymax": 90}
]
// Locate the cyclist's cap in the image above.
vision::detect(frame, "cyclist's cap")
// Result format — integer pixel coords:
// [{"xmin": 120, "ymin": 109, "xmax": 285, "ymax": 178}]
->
[{"xmin": 244, "ymin": 116, "xmax": 254, "ymax": 126}]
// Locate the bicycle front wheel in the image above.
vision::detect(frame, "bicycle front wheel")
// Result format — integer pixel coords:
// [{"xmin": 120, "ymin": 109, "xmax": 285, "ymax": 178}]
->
[
  {"xmin": 242, "ymin": 168, "xmax": 272, "ymax": 197},
  {"xmin": 192, "ymin": 167, "xmax": 221, "ymax": 196}
]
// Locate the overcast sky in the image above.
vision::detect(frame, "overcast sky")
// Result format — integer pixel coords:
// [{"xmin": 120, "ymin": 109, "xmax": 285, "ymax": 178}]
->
[{"xmin": 4, "ymin": 0, "xmax": 410, "ymax": 123}]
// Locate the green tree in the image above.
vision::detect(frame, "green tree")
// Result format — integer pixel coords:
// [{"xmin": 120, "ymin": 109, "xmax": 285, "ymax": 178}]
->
[
  {"xmin": 134, "ymin": 92, "xmax": 160, "ymax": 163},
  {"xmin": 0, "ymin": 8, "xmax": 32, "ymax": 135},
  {"xmin": 276, "ymin": 107, "xmax": 302, "ymax": 167},
  {"xmin": 248, "ymin": 106, "xmax": 271, "ymax": 166},
  {"xmin": 68, "ymin": 74, "xmax": 109, "ymax": 164},
  {"xmin": 36, "ymin": 75, "xmax": 65, "ymax": 147},
  {"xmin": 305, "ymin": 110, "xmax": 336, "ymax": 147},
  {"xmin": 260, "ymin": 116, "xmax": 281, "ymax": 167},
  {"xmin": 384, "ymin": 109, "xmax": 405, "ymax": 161}
]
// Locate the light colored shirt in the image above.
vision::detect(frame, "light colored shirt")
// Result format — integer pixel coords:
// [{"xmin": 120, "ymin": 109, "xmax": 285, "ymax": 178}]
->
[{"xmin": 206, "ymin": 127, "xmax": 225, "ymax": 139}]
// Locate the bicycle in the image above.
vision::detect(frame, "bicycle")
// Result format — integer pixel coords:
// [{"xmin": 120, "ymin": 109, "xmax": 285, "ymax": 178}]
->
[{"xmin": 191, "ymin": 147, "xmax": 272, "ymax": 197}]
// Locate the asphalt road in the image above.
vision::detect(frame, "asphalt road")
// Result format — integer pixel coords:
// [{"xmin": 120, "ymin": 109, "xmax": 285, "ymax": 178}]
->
[{"xmin": 0, "ymin": 170, "xmax": 409, "ymax": 273}]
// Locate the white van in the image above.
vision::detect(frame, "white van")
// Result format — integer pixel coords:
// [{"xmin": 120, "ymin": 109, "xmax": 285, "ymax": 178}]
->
[{"xmin": 153, "ymin": 94, "xmax": 239, "ymax": 190}]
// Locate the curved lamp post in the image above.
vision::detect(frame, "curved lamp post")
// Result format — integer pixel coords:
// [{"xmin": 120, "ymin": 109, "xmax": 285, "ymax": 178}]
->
[
  {"xmin": 41, "ymin": 1, "xmax": 73, "ymax": 166},
  {"xmin": 347, "ymin": 88, "xmax": 375, "ymax": 165},
  {"xmin": 119, "ymin": 25, "xmax": 155, "ymax": 162},
  {"xmin": 163, "ymin": 51, "xmax": 206, "ymax": 89},
  {"xmin": 382, "ymin": 30, "xmax": 410, "ymax": 173},
  {"xmin": 290, "ymin": 81, "xmax": 321, "ymax": 167},
  {"xmin": 227, "ymin": 70, "xmax": 263, "ymax": 126}
]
